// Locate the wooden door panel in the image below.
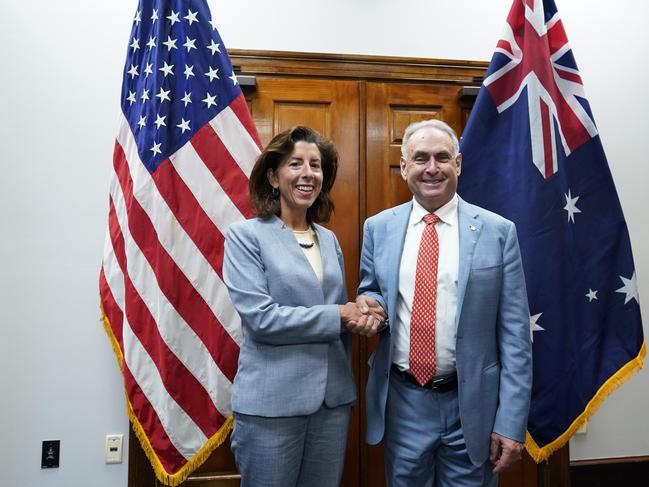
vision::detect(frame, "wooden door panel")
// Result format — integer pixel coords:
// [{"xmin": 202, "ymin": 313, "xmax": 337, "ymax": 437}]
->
[
  {"xmin": 245, "ymin": 76, "xmax": 362, "ymax": 487},
  {"xmin": 272, "ymin": 101, "xmax": 331, "ymax": 136},
  {"xmin": 499, "ymin": 454, "xmax": 540, "ymax": 487},
  {"xmin": 390, "ymin": 105, "xmax": 445, "ymax": 140},
  {"xmin": 363, "ymin": 79, "xmax": 548, "ymax": 487},
  {"xmin": 366, "ymin": 82, "xmax": 463, "ymax": 219},
  {"xmin": 247, "ymin": 77, "xmax": 361, "ymax": 302},
  {"xmin": 363, "ymin": 81, "xmax": 464, "ymax": 487}
]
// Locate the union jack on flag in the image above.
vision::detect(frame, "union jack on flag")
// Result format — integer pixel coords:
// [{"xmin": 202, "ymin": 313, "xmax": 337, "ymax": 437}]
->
[
  {"xmin": 484, "ymin": 0, "xmax": 598, "ymax": 179},
  {"xmin": 99, "ymin": 0, "xmax": 261, "ymax": 484},
  {"xmin": 459, "ymin": 0, "xmax": 644, "ymax": 462}
]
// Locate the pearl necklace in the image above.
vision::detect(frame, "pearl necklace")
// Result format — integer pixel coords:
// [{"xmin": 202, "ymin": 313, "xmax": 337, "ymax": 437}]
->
[{"xmin": 292, "ymin": 227, "xmax": 315, "ymax": 249}]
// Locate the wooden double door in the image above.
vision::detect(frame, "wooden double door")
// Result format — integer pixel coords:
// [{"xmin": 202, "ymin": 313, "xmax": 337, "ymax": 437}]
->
[
  {"xmin": 129, "ymin": 51, "xmax": 562, "ymax": 487},
  {"xmin": 244, "ymin": 75, "xmax": 476, "ymax": 487}
]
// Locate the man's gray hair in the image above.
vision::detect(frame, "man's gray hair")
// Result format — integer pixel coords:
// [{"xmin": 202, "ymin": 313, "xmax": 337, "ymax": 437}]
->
[{"xmin": 400, "ymin": 119, "xmax": 460, "ymax": 159}]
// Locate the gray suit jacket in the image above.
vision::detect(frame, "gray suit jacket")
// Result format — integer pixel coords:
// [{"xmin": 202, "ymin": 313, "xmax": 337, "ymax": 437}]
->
[
  {"xmin": 359, "ymin": 197, "xmax": 532, "ymax": 465},
  {"xmin": 223, "ymin": 216, "xmax": 357, "ymax": 417}
]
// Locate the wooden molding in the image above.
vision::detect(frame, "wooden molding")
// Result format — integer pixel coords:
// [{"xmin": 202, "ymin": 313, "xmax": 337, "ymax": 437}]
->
[
  {"xmin": 184, "ymin": 472, "xmax": 241, "ymax": 481},
  {"xmin": 571, "ymin": 455, "xmax": 649, "ymax": 466},
  {"xmin": 229, "ymin": 49, "xmax": 488, "ymax": 84}
]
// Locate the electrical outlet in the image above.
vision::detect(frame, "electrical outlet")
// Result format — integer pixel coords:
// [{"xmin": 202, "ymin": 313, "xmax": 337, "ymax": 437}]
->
[
  {"xmin": 41, "ymin": 440, "xmax": 60, "ymax": 469},
  {"xmin": 105, "ymin": 434, "xmax": 123, "ymax": 464}
]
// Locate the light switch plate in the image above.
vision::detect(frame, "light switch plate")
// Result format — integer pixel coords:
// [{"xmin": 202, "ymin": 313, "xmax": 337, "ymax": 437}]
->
[{"xmin": 105, "ymin": 434, "xmax": 123, "ymax": 464}]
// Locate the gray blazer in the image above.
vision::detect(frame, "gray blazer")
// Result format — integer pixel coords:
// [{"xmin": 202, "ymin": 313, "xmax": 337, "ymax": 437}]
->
[
  {"xmin": 223, "ymin": 215, "xmax": 357, "ymax": 417},
  {"xmin": 360, "ymin": 197, "xmax": 532, "ymax": 466}
]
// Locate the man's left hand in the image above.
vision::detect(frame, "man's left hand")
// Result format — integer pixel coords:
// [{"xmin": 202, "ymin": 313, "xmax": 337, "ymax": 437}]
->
[{"xmin": 490, "ymin": 432, "xmax": 524, "ymax": 474}]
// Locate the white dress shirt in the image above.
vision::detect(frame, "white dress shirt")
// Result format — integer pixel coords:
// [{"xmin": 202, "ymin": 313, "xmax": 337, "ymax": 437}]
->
[{"xmin": 393, "ymin": 194, "xmax": 459, "ymax": 376}]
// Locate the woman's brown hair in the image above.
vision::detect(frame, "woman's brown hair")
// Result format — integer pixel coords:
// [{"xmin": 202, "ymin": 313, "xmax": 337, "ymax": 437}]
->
[{"xmin": 248, "ymin": 126, "xmax": 338, "ymax": 223}]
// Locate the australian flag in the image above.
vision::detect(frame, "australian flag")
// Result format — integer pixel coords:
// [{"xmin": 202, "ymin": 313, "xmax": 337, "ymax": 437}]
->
[{"xmin": 458, "ymin": 0, "xmax": 644, "ymax": 461}]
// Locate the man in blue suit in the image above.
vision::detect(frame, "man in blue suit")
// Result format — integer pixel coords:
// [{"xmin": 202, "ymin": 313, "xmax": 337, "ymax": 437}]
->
[{"xmin": 357, "ymin": 120, "xmax": 532, "ymax": 486}]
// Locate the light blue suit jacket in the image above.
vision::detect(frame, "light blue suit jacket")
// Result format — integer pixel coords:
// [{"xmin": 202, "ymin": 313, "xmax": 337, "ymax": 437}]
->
[
  {"xmin": 359, "ymin": 197, "xmax": 532, "ymax": 466},
  {"xmin": 223, "ymin": 216, "xmax": 357, "ymax": 417}
]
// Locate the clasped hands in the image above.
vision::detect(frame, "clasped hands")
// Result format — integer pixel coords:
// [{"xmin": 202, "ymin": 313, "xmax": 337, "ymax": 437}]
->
[{"xmin": 339, "ymin": 296, "xmax": 386, "ymax": 337}]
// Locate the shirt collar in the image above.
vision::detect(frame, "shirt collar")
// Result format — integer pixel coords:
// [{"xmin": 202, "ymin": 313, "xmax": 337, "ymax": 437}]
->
[{"xmin": 409, "ymin": 194, "xmax": 458, "ymax": 227}]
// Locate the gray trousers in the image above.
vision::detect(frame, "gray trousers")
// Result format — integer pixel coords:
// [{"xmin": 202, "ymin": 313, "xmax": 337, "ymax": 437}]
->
[
  {"xmin": 231, "ymin": 404, "xmax": 351, "ymax": 487},
  {"xmin": 384, "ymin": 372, "xmax": 497, "ymax": 487}
]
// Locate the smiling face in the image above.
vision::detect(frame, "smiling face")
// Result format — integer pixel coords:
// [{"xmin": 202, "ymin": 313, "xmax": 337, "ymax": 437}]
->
[
  {"xmin": 400, "ymin": 126, "xmax": 462, "ymax": 212},
  {"xmin": 267, "ymin": 141, "xmax": 324, "ymax": 226}
]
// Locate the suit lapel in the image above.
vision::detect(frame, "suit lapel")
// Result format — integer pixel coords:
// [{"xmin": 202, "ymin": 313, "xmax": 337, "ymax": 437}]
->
[
  {"xmin": 312, "ymin": 223, "xmax": 335, "ymax": 301},
  {"xmin": 386, "ymin": 202, "xmax": 412, "ymax": 325},
  {"xmin": 456, "ymin": 197, "xmax": 482, "ymax": 322}
]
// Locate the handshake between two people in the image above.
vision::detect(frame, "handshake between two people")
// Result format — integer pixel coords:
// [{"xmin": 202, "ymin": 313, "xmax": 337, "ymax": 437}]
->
[{"xmin": 339, "ymin": 296, "xmax": 387, "ymax": 337}]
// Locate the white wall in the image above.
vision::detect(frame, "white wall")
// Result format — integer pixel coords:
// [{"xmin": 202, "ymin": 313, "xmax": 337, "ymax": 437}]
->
[
  {"xmin": 1, "ymin": 1, "xmax": 134, "ymax": 486},
  {"xmin": 1, "ymin": 1, "xmax": 646, "ymax": 485}
]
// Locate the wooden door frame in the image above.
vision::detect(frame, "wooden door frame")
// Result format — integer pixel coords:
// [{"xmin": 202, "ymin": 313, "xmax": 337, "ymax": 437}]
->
[{"xmin": 230, "ymin": 49, "xmax": 487, "ymax": 84}]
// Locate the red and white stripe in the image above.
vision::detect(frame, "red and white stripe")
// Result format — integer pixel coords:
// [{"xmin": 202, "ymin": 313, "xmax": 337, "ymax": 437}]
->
[{"xmin": 100, "ymin": 92, "xmax": 261, "ymax": 474}]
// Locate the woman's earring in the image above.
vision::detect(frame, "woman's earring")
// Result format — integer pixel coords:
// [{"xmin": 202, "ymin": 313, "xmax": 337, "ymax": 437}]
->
[{"xmin": 271, "ymin": 187, "xmax": 280, "ymax": 198}]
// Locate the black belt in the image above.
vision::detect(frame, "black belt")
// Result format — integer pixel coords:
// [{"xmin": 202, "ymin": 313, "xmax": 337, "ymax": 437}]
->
[{"xmin": 391, "ymin": 364, "xmax": 458, "ymax": 393}]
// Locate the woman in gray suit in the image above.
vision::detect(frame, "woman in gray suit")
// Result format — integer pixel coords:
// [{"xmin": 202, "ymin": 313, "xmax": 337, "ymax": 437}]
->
[{"xmin": 223, "ymin": 126, "xmax": 375, "ymax": 486}]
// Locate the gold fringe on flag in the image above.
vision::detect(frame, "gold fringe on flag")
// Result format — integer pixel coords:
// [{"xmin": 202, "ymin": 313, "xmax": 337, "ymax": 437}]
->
[
  {"xmin": 100, "ymin": 302, "xmax": 234, "ymax": 486},
  {"xmin": 127, "ymin": 404, "xmax": 233, "ymax": 487},
  {"xmin": 525, "ymin": 341, "xmax": 646, "ymax": 463}
]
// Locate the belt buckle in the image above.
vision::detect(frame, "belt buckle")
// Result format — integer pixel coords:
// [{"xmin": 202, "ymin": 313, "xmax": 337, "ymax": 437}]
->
[
  {"xmin": 430, "ymin": 375, "xmax": 455, "ymax": 392},
  {"xmin": 430, "ymin": 376, "xmax": 447, "ymax": 391}
]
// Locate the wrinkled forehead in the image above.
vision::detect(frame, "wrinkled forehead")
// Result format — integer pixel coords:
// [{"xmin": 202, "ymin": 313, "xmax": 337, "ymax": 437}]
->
[{"xmin": 406, "ymin": 127, "xmax": 457, "ymax": 155}]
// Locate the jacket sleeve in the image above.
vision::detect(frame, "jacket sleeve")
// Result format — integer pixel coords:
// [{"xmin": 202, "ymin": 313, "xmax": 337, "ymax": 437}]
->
[
  {"xmin": 334, "ymin": 235, "xmax": 349, "ymax": 304},
  {"xmin": 492, "ymin": 222, "xmax": 533, "ymax": 442},
  {"xmin": 223, "ymin": 222, "xmax": 342, "ymax": 346},
  {"xmin": 357, "ymin": 217, "xmax": 387, "ymax": 311}
]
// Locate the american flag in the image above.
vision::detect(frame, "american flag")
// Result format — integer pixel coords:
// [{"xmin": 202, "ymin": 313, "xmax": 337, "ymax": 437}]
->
[
  {"xmin": 458, "ymin": 0, "xmax": 644, "ymax": 462},
  {"xmin": 99, "ymin": 0, "xmax": 261, "ymax": 484}
]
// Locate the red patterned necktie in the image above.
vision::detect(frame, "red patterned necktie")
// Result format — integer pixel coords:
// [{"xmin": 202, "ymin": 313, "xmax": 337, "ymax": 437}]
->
[{"xmin": 409, "ymin": 213, "xmax": 440, "ymax": 386}]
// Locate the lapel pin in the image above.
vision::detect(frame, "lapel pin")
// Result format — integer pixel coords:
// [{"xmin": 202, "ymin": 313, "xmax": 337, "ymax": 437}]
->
[{"xmin": 469, "ymin": 225, "xmax": 477, "ymax": 231}]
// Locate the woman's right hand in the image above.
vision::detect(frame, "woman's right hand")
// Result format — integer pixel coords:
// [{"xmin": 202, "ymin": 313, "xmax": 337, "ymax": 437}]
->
[
  {"xmin": 339, "ymin": 302, "xmax": 383, "ymax": 337},
  {"xmin": 339, "ymin": 302, "xmax": 363, "ymax": 325}
]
